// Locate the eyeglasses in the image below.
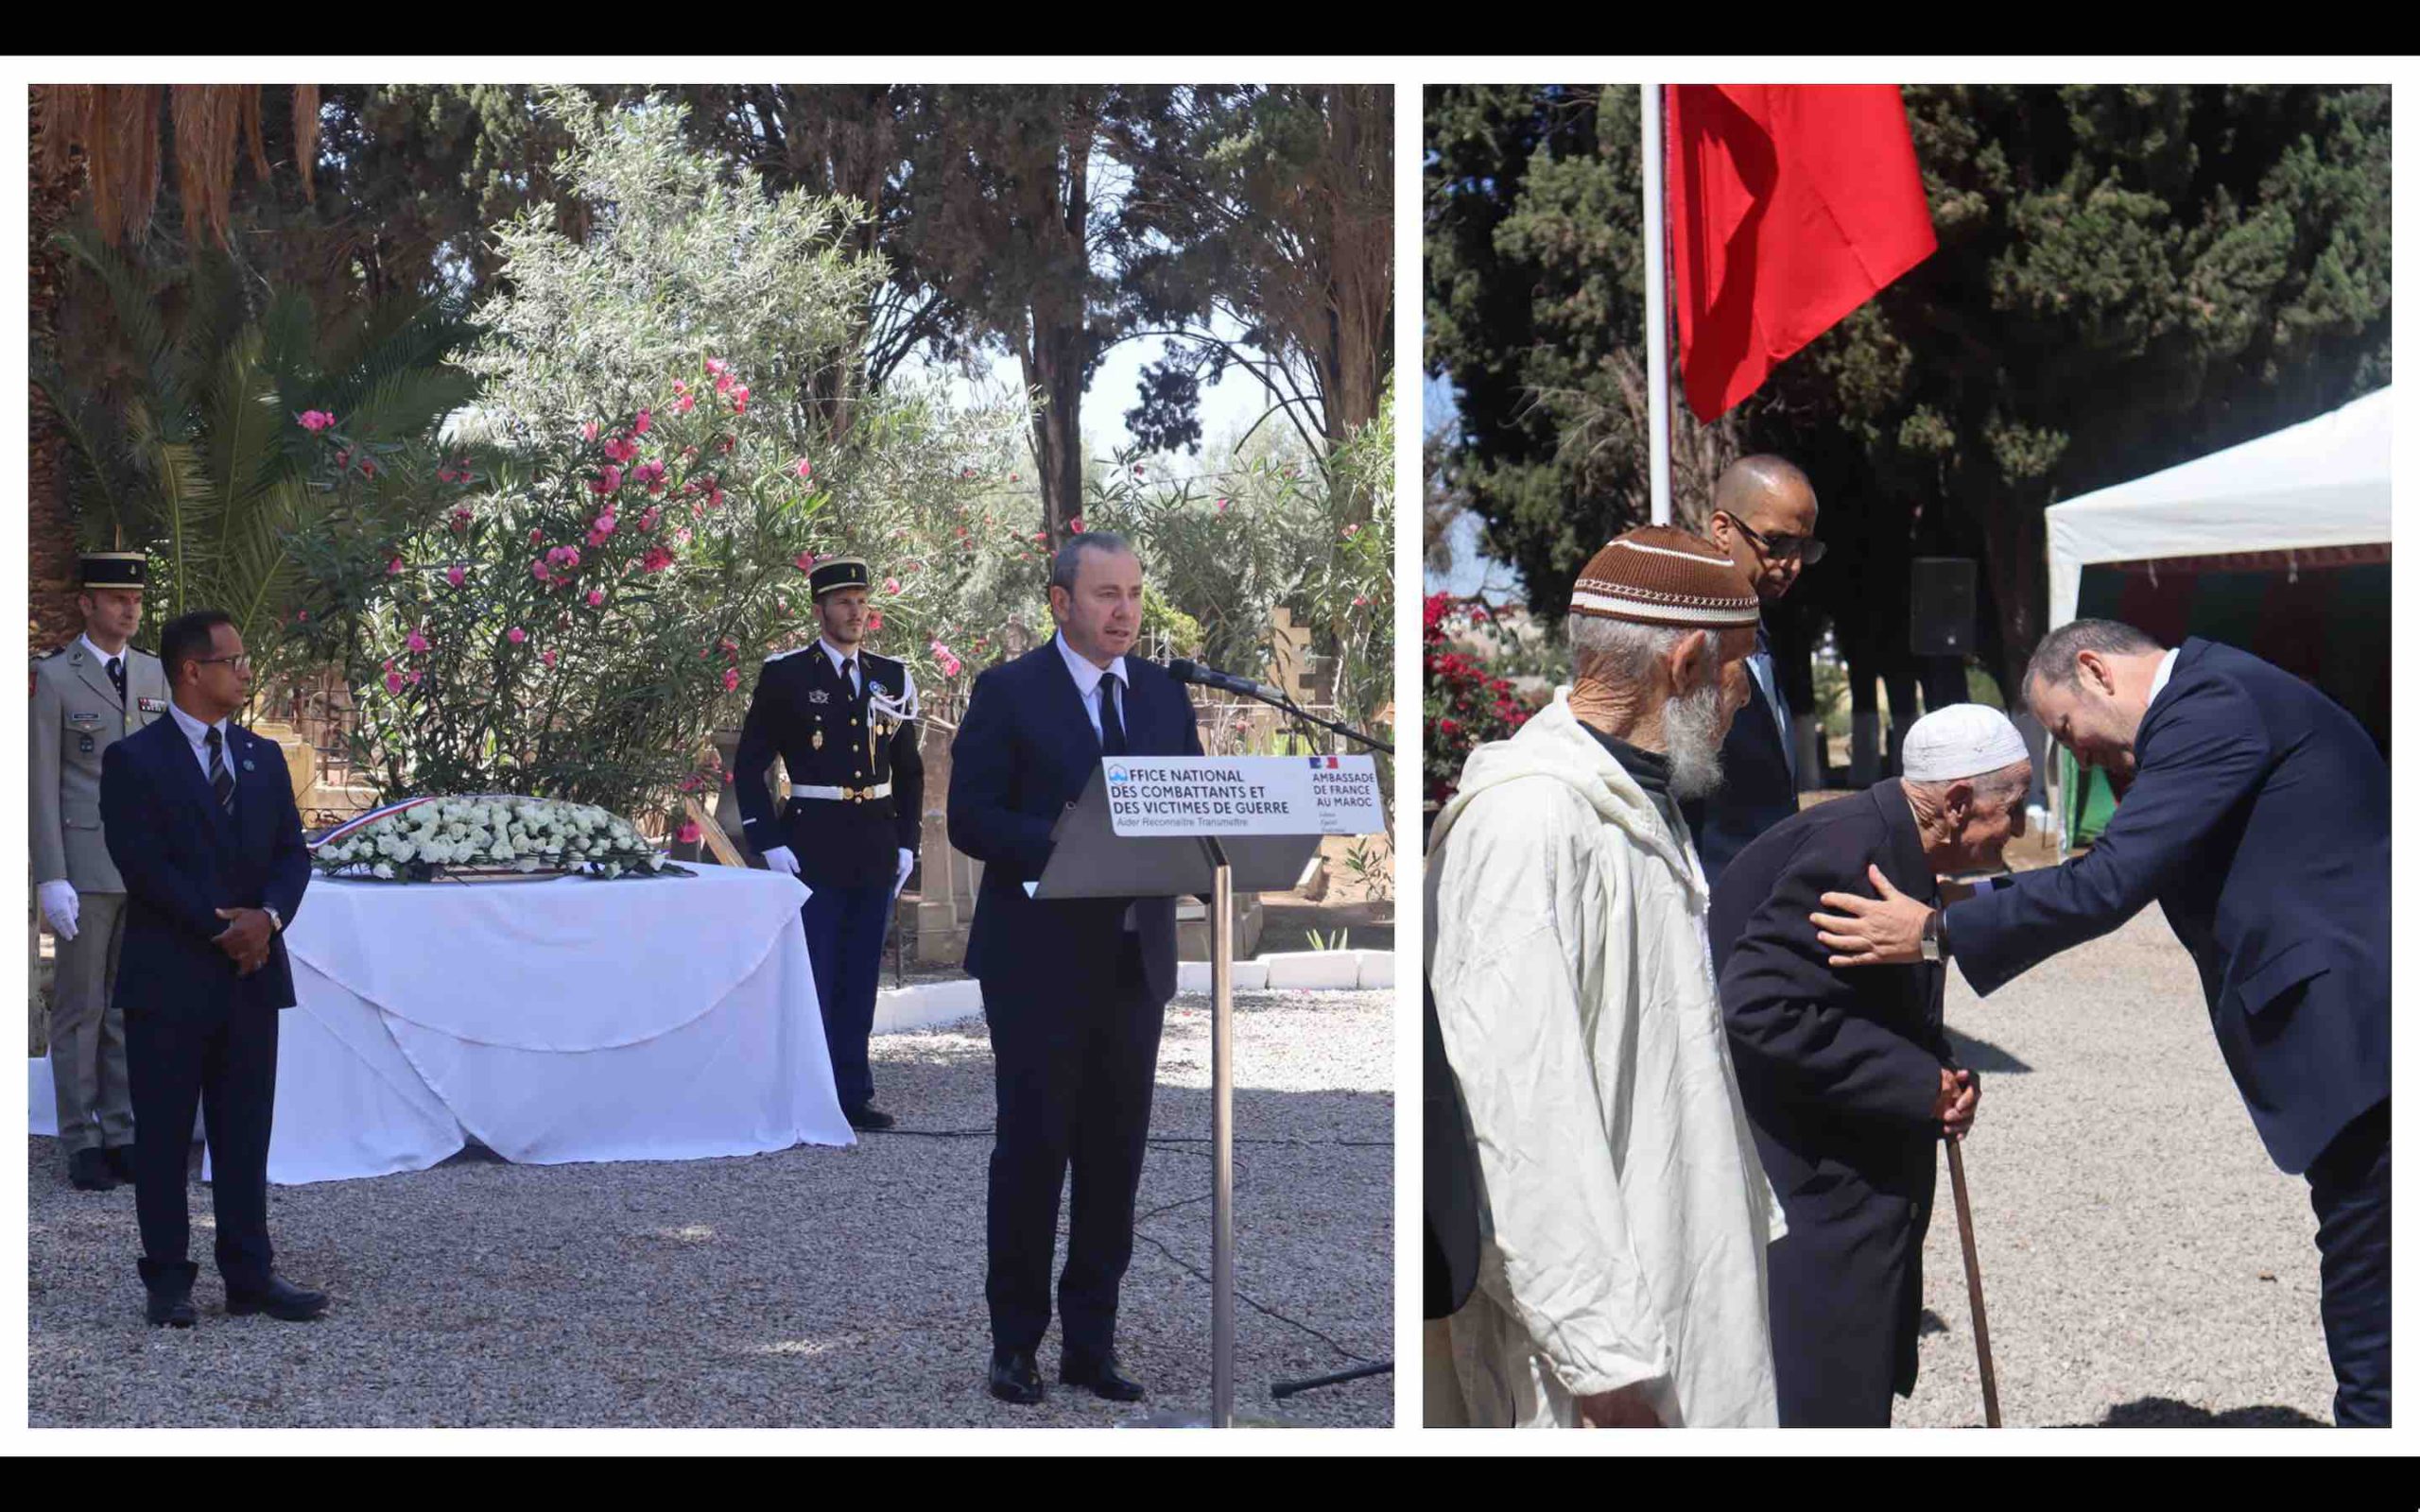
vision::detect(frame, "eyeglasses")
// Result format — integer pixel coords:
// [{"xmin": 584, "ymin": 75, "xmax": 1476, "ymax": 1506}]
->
[
  {"xmin": 1720, "ymin": 511, "xmax": 1826, "ymax": 567},
  {"xmin": 193, "ymin": 654, "xmax": 252, "ymax": 673}
]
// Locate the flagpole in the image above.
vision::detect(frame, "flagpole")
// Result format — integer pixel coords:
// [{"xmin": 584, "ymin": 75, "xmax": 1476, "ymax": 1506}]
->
[{"xmin": 1641, "ymin": 82, "xmax": 1672, "ymax": 527}]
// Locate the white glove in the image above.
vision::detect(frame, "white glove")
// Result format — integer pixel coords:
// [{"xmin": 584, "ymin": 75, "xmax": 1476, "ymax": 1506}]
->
[
  {"xmin": 894, "ymin": 848, "xmax": 914, "ymax": 895},
  {"xmin": 760, "ymin": 845, "xmax": 801, "ymax": 878},
  {"xmin": 39, "ymin": 880, "xmax": 78, "ymax": 941}
]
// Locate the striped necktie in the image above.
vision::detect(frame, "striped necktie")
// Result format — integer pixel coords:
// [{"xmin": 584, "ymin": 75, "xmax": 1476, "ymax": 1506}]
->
[
  {"xmin": 204, "ymin": 727, "xmax": 235, "ymax": 812},
  {"xmin": 107, "ymin": 656, "xmax": 125, "ymax": 705}
]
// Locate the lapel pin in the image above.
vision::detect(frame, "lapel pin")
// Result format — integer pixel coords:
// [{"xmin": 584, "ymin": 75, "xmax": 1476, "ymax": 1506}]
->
[{"xmin": 243, "ymin": 759, "xmax": 256, "ymax": 771}]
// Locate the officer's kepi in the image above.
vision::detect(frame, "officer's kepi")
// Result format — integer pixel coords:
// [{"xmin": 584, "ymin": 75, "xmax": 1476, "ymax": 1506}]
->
[
  {"xmin": 80, "ymin": 552, "xmax": 147, "ymax": 591},
  {"xmin": 810, "ymin": 558, "xmax": 871, "ymax": 600}
]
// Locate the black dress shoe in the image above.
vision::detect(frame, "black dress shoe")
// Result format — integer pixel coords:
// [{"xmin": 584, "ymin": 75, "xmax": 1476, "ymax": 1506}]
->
[
  {"xmin": 142, "ymin": 1261, "xmax": 199, "ymax": 1329},
  {"xmin": 988, "ymin": 1349, "xmax": 1046, "ymax": 1405},
  {"xmin": 1062, "ymin": 1353, "xmax": 1148, "ymax": 1402},
  {"xmin": 68, "ymin": 1148, "xmax": 117, "ymax": 1192},
  {"xmin": 225, "ymin": 1274, "xmax": 329, "ymax": 1322},
  {"xmin": 103, "ymin": 1145, "xmax": 138, "ymax": 1184},
  {"xmin": 845, "ymin": 1105, "xmax": 897, "ymax": 1132}
]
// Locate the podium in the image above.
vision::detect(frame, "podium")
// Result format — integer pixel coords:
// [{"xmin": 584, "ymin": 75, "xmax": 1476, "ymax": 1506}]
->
[{"xmin": 1035, "ymin": 758, "xmax": 1368, "ymax": 1428}]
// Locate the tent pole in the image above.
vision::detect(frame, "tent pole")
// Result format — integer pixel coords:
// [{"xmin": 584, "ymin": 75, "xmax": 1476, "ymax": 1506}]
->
[{"xmin": 1642, "ymin": 83, "xmax": 1673, "ymax": 528}]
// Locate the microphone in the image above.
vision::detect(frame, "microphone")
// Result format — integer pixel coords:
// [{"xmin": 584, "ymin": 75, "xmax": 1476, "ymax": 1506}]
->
[{"xmin": 1164, "ymin": 658, "xmax": 1287, "ymax": 703}]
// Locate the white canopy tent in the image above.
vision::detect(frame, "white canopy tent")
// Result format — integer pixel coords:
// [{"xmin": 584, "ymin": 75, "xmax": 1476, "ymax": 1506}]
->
[{"xmin": 2046, "ymin": 386, "xmax": 2392, "ymax": 628}]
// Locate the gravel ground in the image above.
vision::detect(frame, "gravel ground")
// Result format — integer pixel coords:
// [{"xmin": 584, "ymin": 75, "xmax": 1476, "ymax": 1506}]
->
[
  {"xmin": 27, "ymin": 988, "xmax": 1392, "ymax": 1430},
  {"xmin": 1897, "ymin": 906, "xmax": 2336, "ymax": 1428}
]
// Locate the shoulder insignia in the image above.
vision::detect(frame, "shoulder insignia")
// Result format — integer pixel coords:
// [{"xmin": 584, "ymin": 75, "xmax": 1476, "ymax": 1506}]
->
[{"xmin": 765, "ymin": 644, "xmax": 814, "ymax": 663}]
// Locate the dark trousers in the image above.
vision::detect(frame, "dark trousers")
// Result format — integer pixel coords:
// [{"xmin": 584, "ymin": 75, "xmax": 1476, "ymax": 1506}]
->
[
  {"xmin": 125, "ymin": 995, "xmax": 279, "ymax": 1293},
  {"xmin": 982, "ymin": 935, "xmax": 1166, "ymax": 1363},
  {"xmin": 1767, "ymin": 1190, "xmax": 1914, "ymax": 1428},
  {"xmin": 801, "ymin": 879, "xmax": 892, "ymax": 1112},
  {"xmin": 2308, "ymin": 1097, "xmax": 2391, "ymax": 1427}
]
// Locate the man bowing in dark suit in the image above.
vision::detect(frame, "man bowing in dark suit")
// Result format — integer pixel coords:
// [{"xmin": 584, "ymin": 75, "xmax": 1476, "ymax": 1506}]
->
[
  {"xmin": 100, "ymin": 610, "xmax": 322, "ymax": 1329},
  {"xmin": 1814, "ymin": 621, "xmax": 2390, "ymax": 1426},
  {"xmin": 947, "ymin": 531, "xmax": 1202, "ymax": 1406},
  {"xmin": 1684, "ymin": 455, "xmax": 1823, "ymax": 889},
  {"xmin": 1713, "ymin": 703, "xmax": 2017, "ymax": 1425}
]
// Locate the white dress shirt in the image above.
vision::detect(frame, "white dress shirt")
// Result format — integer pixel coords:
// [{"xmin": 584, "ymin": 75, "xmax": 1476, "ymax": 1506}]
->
[
  {"xmin": 1053, "ymin": 631, "xmax": 1137, "ymax": 929},
  {"xmin": 165, "ymin": 700, "xmax": 233, "ymax": 790},
  {"xmin": 817, "ymin": 637, "xmax": 917, "ymax": 707},
  {"xmin": 2148, "ymin": 646, "xmax": 2181, "ymax": 706},
  {"xmin": 1055, "ymin": 631, "xmax": 1130, "ymax": 744},
  {"xmin": 79, "ymin": 634, "xmax": 129, "ymax": 688}
]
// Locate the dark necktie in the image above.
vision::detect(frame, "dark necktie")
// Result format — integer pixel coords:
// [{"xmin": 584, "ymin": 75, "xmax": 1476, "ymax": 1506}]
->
[
  {"xmin": 1098, "ymin": 677, "xmax": 1128, "ymax": 756},
  {"xmin": 205, "ymin": 727, "xmax": 235, "ymax": 813},
  {"xmin": 106, "ymin": 656, "xmax": 125, "ymax": 705},
  {"xmin": 840, "ymin": 656, "xmax": 856, "ymax": 698}
]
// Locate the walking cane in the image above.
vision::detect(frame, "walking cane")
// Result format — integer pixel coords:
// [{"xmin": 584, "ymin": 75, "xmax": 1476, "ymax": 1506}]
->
[{"xmin": 1945, "ymin": 1136, "xmax": 2001, "ymax": 1427}]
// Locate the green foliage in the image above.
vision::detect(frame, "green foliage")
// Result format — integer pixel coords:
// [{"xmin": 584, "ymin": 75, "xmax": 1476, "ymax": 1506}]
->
[
  {"xmin": 1425, "ymin": 84, "xmax": 2392, "ymax": 696},
  {"xmin": 36, "ymin": 232, "xmax": 477, "ymax": 681},
  {"xmin": 288, "ymin": 92, "xmax": 1028, "ymax": 817}
]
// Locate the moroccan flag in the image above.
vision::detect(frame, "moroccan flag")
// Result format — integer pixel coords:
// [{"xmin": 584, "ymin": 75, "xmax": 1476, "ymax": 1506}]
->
[{"xmin": 1665, "ymin": 84, "xmax": 1936, "ymax": 422}]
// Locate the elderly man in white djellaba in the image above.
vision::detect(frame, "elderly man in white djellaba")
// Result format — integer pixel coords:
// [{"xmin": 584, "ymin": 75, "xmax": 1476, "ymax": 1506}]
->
[{"xmin": 1426, "ymin": 524, "xmax": 1786, "ymax": 1429}]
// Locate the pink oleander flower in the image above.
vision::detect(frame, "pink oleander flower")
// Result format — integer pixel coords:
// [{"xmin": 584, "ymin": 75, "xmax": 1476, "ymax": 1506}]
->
[
  {"xmin": 593, "ymin": 512, "xmax": 618, "ymax": 537},
  {"xmin": 451, "ymin": 507, "xmax": 473, "ymax": 533},
  {"xmin": 673, "ymin": 379, "xmax": 689, "ymax": 395},
  {"xmin": 866, "ymin": 611, "xmax": 883, "ymax": 631},
  {"xmin": 960, "ymin": 468, "xmax": 975, "ymax": 479},
  {"xmin": 1011, "ymin": 473, "xmax": 1019, "ymax": 483},
  {"xmin": 674, "ymin": 393, "xmax": 696, "ymax": 415},
  {"xmin": 589, "ymin": 465, "xmax": 623, "ymax": 494},
  {"xmin": 581, "ymin": 420, "xmax": 600, "ymax": 442},
  {"xmin": 1215, "ymin": 497, "xmax": 1230, "ymax": 512},
  {"xmin": 731, "ymin": 390, "xmax": 749, "ymax": 416},
  {"xmin": 633, "ymin": 409, "xmax": 651, "ymax": 436},
  {"xmin": 386, "ymin": 557, "xmax": 403, "ymax": 576},
  {"xmin": 542, "ymin": 649, "xmax": 558, "ymax": 671},
  {"xmin": 1067, "ymin": 516, "xmax": 1084, "ymax": 533},
  {"xmin": 704, "ymin": 357, "xmax": 728, "ymax": 376},
  {"xmin": 791, "ymin": 456, "xmax": 813, "ymax": 480},
  {"xmin": 794, "ymin": 551, "xmax": 816, "ymax": 573},
  {"xmin": 715, "ymin": 372, "xmax": 734, "ymax": 394},
  {"xmin": 1132, "ymin": 465, "xmax": 1145, "ymax": 477},
  {"xmin": 530, "ymin": 527, "xmax": 544, "ymax": 544},
  {"xmin": 603, "ymin": 435, "xmax": 639, "ymax": 465},
  {"xmin": 507, "ymin": 627, "xmax": 527, "ymax": 645},
  {"xmin": 406, "ymin": 668, "xmax": 423, "ymax": 686},
  {"xmin": 297, "ymin": 409, "xmax": 336, "ymax": 433},
  {"xmin": 296, "ymin": 610, "xmax": 308, "ymax": 623},
  {"xmin": 587, "ymin": 588, "xmax": 605, "ymax": 608},
  {"xmin": 719, "ymin": 637, "xmax": 738, "ymax": 655},
  {"xmin": 716, "ymin": 435, "xmax": 735, "ymax": 455},
  {"xmin": 1352, "ymin": 593, "xmax": 1369, "ymax": 607},
  {"xmin": 406, "ymin": 629, "xmax": 430, "ymax": 654},
  {"xmin": 676, "ymin": 819, "xmax": 701, "ymax": 845},
  {"xmin": 674, "ymin": 527, "xmax": 694, "ymax": 547},
  {"xmin": 384, "ymin": 670, "xmax": 404, "ymax": 696},
  {"xmin": 447, "ymin": 565, "xmax": 467, "ymax": 589},
  {"xmin": 883, "ymin": 576, "xmax": 902, "ymax": 594},
  {"xmin": 637, "ymin": 506, "xmax": 662, "ymax": 534},
  {"xmin": 721, "ymin": 666, "xmax": 740, "ymax": 693},
  {"xmin": 642, "ymin": 547, "xmax": 674, "ymax": 574},
  {"xmin": 533, "ymin": 559, "xmax": 551, "ymax": 582},
  {"xmin": 334, "ymin": 449, "xmax": 351, "ymax": 469},
  {"xmin": 631, "ymin": 462, "xmax": 666, "ymax": 495}
]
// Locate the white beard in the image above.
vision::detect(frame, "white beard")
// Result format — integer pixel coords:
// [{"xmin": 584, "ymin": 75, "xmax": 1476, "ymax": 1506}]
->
[{"xmin": 1664, "ymin": 680, "xmax": 1728, "ymax": 801}]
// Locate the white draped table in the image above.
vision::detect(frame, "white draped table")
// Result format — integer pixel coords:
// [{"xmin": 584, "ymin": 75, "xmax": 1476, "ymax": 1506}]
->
[{"xmin": 198, "ymin": 865, "xmax": 852, "ymax": 1183}]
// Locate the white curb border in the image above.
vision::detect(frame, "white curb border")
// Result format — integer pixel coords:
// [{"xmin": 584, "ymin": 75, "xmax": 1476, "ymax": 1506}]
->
[{"xmin": 29, "ymin": 950, "xmax": 1397, "ymax": 1132}]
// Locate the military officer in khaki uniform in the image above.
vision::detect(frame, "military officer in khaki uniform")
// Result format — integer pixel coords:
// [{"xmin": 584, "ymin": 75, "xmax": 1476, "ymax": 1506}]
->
[{"xmin": 32, "ymin": 552, "xmax": 173, "ymax": 1191}]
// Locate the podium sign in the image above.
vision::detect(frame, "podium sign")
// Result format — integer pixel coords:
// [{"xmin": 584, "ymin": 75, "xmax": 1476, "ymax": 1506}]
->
[
  {"xmin": 1039, "ymin": 755, "xmax": 1382, "ymax": 1428},
  {"xmin": 1102, "ymin": 755, "xmax": 1384, "ymax": 839}
]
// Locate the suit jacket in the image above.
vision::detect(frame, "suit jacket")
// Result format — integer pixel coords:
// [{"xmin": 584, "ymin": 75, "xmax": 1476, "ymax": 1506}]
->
[
  {"xmin": 30, "ymin": 642, "xmax": 172, "ymax": 893},
  {"xmin": 1947, "ymin": 638, "xmax": 2390, "ymax": 1176},
  {"xmin": 947, "ymin": 641, "xmax": 1202, "ymax": 1005},
  {"xmin": 1712, "ymin": 778, "xmax": 1953, "ymax": 1400},
  {"xmin": 733, "ymin": 644, "xmax": 924, "ymax": 887},
  {"xmin": 99, "ymin": 713, "xmax": 313, "ymax": 1014},
  {"xmin": 1683, "ymin": 627, "xmax": 1798, "ymax": 890}
]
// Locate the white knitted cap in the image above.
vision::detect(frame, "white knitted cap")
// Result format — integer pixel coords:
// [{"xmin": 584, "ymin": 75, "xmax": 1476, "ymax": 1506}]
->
[{"xmin": 1903, "ymin": 703, "xmax": 2030, "ymax": 782}]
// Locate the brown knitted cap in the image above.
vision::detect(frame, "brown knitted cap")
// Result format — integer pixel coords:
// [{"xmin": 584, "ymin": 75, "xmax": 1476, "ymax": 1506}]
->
[{"xmin": 1568, "ymin": 525, "xmax": 1760, "ymax": 654}]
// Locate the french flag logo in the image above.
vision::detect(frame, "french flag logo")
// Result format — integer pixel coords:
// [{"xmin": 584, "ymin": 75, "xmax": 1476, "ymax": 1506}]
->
[{"xmin": 1307, "ymin": 755, "xmax": 1339, "ymax": 769}]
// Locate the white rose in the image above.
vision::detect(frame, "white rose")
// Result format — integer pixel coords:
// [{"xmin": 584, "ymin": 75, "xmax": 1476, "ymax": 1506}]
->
[
  {"xmin": 373, "ymin": 863, "xmax": 394, "ymax": 879},
  {"xmin": 604, "ymin": 862, "xmax": 623, "ymax": 879},
  {"xmin": 515, "ymin": 857, "xmax": 541, "ymax": 873}
]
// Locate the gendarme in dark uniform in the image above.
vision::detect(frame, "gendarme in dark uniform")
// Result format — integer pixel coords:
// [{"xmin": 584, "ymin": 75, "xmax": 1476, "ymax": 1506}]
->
[{"xmin": 734, "ymin": 557, "xmax": 924, "ymax": 1130}]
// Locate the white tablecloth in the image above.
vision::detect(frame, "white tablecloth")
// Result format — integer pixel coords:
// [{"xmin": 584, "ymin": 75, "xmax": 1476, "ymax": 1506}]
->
[{"xmin": 187, "ymin": 865, "xmax": 851, "ymax": 1182}]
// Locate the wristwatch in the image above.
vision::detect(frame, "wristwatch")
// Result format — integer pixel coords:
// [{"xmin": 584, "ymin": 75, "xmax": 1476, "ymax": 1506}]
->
[
  {"xmin": 264, "ymin": 906, "xmax": 284, "ymax": 934},
  {"xmin": 1919, "ymin": 908, "xmax": 1945, "ymax": 963}
]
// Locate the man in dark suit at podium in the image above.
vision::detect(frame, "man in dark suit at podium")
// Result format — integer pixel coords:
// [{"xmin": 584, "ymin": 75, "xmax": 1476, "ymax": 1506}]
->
[
  {"xmin": 1814, "ymin": 622, "xmax": 2392, "ymax": 1427},
  {"xmin": 947, "ymin": 531, "xmax": 1203, "ymax": 1406},
  {"xmin": 1684, "ymin": 455, "xmax": 1823, "ymax": 888},
  {"xmin": 99, "ymin": 610, "xmax": 322, "ymax": 1328}
]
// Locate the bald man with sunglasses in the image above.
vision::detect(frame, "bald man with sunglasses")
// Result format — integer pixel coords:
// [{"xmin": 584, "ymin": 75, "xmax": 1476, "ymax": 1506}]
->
[{"xmin": 1683, "ymin": 455, "xmax": 1826, "ymax": 889}]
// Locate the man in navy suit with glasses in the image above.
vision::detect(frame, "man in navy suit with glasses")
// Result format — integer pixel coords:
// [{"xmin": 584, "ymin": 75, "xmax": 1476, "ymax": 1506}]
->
[
  {"xmin": 99, "ymin": 609, "xmax": 322, "ymax": 1329},
  {"xmin": 948, "ymin": 531, "xmax": 1203, "ymax": 1406}
]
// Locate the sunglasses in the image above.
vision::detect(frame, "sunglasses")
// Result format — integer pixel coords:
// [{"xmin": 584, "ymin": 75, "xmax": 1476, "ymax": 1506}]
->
[
  {"xmin": 1720, "ymin": 511, "xmax": 1826, "ymax": 567},
  {"xmin": 192, "ymin": 654, "xmax": 253, "ymax": 673}
]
